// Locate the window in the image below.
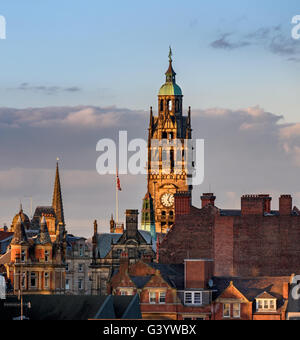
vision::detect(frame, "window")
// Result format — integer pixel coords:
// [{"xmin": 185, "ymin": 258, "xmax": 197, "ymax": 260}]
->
[
  {"xmin": 184, "ymin": 291, "xmax": 202, "ymax": 305},
  {"xmin": 66, "ymin": 263, "xmax": 69, "ymax": 272},
  {"xmin": 160, "ymin": 100, "xmax": 164, "ymax": 112},
  {"xmin": 21, "ymin": 250, "xmax": 25, "ymax": 263},
  {"xmin": 45, "ymin": 250, "xmax": 49, "ymax": 263},
  {"xmin": 79, "ymin": 244, "xmax": 84, "ymax": 257},
  {"xmin": 66, "ymin": 279, "xmax": 70, "ymax": 290},
  {"xmin": 78, "ymin": 263, "xmax": 84, "ymax": 272},
  {"xmin": 256, "ymin": 299, "xmax": 276, "ymax": 311},
  {"xmin": 21, "ymin": 272, "xmax": 26, "ymax": 289},
  {"xmin": 120, "ymin": 290, "xmax": 127, "ymax": 296},
  {"xmin": 30, "ymin": 272, "xmax": 37, "ymax": 288},
  {"xmin": 159, "ymin": 292, "xmax": 166, "ymax": 304},
  {"xmin": 194, "ymin": 292, "xmax": 201, "ymax": 305},
  {"xmin": 184, "ymin": 292, "xmax": 192, "ymax": 304},
  {"xmin": 175, "ymin": 99, "xmax": 180, "ymax": 112},
  {"xmin": 44, "ymin": 272, "xmax": 49, "ymax": 288},
  {"xmin": 233, "ymin": 303, "xmax": 240, "ymax": 318},
  {"xmin": 78, "ymin": 279, "xmax": 83, "ymax": 290},
  {"xmin": 223, "ymin": 303, "xmax": 231, "ymax": 318},
  {"xmin": 149, "ymin": 292, "xmax": 156, "ymax": 304}
]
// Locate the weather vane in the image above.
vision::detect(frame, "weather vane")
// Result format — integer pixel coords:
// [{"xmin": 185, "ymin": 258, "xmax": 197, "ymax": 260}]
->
[{"xmin": 169, "ymin": 46, "xmax": 172, "ymax": 62}]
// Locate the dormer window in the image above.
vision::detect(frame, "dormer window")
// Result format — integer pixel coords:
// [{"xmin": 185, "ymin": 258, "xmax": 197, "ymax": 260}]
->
[
  {"xmin": 256, "ymin": 298, "xmax": 276, "ymax": 312},
  {"xmin": 184, "ymin": 291, "xmax": 202, "ymax": 305}
]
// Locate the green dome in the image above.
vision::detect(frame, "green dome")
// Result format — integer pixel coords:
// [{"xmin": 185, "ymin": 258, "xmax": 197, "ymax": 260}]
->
[{"xmin": 159, "ymin": 82, "xmax": 182, "ymax": 96}]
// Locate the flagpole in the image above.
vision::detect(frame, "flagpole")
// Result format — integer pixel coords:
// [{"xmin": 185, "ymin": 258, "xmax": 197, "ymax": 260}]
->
[{"xmin": 116, "ymin": 177, "xmax": 119, "ymax": 224}]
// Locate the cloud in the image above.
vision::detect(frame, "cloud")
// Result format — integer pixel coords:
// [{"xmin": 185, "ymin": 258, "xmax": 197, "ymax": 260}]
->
[
  {"xmin": 0, "ymin": 105, "xmax": 144, "ymax": 129},
  {"xmin": 210, "ymin": 33, "xmax": 250, "ymax": 50},
  {"xmin": 210, "ymin": 25, "xmax": 300, "ymax": 62},
  {"xmin": 9, "ymin": 83, "xmax": 82, "ymax": 95}
]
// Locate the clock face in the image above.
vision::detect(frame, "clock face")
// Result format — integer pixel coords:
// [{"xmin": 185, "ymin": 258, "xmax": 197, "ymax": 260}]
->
[{"xmin": 161, "ymin": 193, "xmax": 174, "ymax": 207}]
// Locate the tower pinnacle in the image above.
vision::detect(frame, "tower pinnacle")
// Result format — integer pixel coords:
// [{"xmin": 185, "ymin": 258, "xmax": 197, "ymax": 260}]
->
[{"xmin": 52, "ymin": 160, "xmax": 65, "ymax": 226}]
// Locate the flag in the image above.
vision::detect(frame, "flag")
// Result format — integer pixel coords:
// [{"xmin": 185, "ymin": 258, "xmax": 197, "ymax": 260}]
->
[{"xmin": 116, "ymin": 169, "xmax": 122, "ymax": 191}]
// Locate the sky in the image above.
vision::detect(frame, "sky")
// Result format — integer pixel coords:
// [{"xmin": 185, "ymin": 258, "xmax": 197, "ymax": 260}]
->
[{"xmin": 0, "ymin": 1, "xmax": 300, "ymax": 237}]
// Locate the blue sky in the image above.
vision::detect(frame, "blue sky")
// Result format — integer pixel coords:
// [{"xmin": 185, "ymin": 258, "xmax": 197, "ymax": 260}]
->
[{"xmin": 0, "ymin": 0, "xmax": 300, "ymax": 121}]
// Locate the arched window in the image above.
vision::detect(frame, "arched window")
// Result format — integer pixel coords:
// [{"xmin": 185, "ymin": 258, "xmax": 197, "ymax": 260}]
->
[
  {"xmin": 175, "ymin": 99, "xmax": 179, "ymax": 112},
  {"xmin": 170, "ymin": 149, "xmax": 174, "ymax": 172},
  {"xmin": 169, "ymin": 211, "xmax": 174, "ymax": 216},
  {"xmin": 168, "ymin": 100, "xmax": 172, "ymax": 112},
  {"xmin": 162, "ymin": 132, "xmax": 168, "ymax": 139},
  {"xmin": 160, "ymin": 100, "xmax": 164, "ymax": 112}
]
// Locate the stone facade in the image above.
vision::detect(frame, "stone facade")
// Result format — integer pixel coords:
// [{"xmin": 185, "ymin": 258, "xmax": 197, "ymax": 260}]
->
[
  {"xmin": 65, "ymin": 235, "xmax": 92, "ymax": 295},
  {"xmin": 143, "ymin": 51, "xmax": 192, "ymax": 234},
  {"xmin": 90, "ymin": 210, "xmax": 155, "ymax": 295}
]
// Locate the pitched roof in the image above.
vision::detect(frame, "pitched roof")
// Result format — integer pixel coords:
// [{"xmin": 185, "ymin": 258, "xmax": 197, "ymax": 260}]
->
[
  {"xmin": 0, "ymin": 250, "xmax": 11, "ymax": 265},
  {"xmin": 0, "ymin": 295, "xmax": 141, "ymax": 320},
  {"xmin": 96, "ymin": 231, "xmax": 156, "ymax": 258},
  {"xmin": 255, "ymin": 291, "xmax": 276, "ymax": 299},
  {"xmin": 212, "ymin": 276, "xmax": 289, "ymax": 308},
  {"xmin": 130, "ymin": 276, "xmax": 152, "ymax": 288},
  {"xmin": 0, "ymin": 231, "xmax": 13, "ymax": 242},
  {"xmin": 11, "ymin": 216, "xmax": 29, "ymax": 245},
  {"xmin": 35, "ymin": 216, "xmax": 52, "ymax": 245}
]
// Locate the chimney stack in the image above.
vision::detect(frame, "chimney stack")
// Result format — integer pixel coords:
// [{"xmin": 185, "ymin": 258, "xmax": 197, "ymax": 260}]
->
[
  {"xmin": 201, "ymin": 193, "xmax": 216, "ymax": 208},
  {"xmin": 126, "ymin": 210, "xmax": 139, "ymax": 238},
  {"xmin": 279, "ymin": 195, "xmax": 292, "ymax": 216},
  {"xmin": 185, "ymin": 259, "xmax": 214, "ymax": 289},
  {"xmin": 174, "ymin": 191, "xmax": 191, "ymax": 217}
]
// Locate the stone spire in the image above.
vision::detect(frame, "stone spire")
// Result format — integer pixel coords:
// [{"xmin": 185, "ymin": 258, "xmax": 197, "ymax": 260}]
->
[
  {"xmin": 11, "ymin": 215, "xmax": 28, "ymax": 245},
  {"xmin": 36, "ymin": 215, "xmax": 52, "ymax": 245},
  {"xmin": 52, "ymin": 160, "xmax": 65, "ymax": 226}
]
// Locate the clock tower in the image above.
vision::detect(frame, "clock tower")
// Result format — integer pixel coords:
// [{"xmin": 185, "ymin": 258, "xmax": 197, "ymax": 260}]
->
[{"xmin": 141, "ymin": 48, "xmax": 193, "ymax": 234}]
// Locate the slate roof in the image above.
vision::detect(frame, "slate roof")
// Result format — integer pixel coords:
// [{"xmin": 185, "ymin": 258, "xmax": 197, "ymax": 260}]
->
[
  {"xmin": 0, "ymin": 232, "xmax": 13, "ymax": 242},
  {"xmin": 148, "ymin": 263, "xmax": 184, "ymax": 289},
  {"xmin": 130, "ymin": 275, "xmax": 152, "ymax": 288},
  {"xmin": 96, "ymin": 230, "xmax": 156, "ymax": 258},
  {"xmin": 212, "ymin": 276, "xmax": 289, "ymax": 308},
  {"xmin": 0, "ymin": 295, "xmax": 142, "ymax": 320}
]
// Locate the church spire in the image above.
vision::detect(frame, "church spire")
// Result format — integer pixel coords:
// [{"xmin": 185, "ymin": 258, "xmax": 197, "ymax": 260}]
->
[{"xmin": 52, "ymin": 159, "xmax": 65, "ymax": 226}]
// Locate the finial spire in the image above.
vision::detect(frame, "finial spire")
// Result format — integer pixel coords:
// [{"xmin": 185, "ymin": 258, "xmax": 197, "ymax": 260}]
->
[{"xmin": 165, "ymin": 46, "xmax": 176, "ymax": 83}]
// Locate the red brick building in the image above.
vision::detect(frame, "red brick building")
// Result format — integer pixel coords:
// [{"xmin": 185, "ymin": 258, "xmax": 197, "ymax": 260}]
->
[
  {"xmin": 108, "ymin": 257, "xmax": 214, "ymax": 320},
  {"xmin": 159, "ymin": 192, "xmax": 300, "ymax": 277},
  {"xmin": 108, "ymin": 256, "xmax": 291, "ymax": 320}
]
